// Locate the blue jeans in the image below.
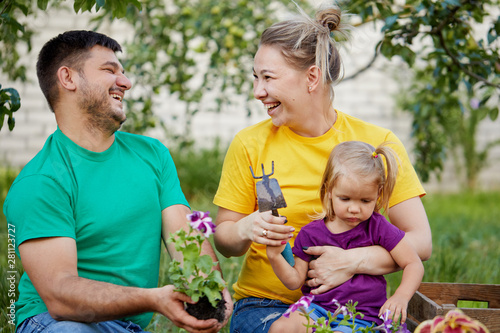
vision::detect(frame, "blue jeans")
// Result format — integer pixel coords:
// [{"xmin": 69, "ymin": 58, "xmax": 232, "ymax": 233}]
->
[
  {"xmin": 17, "ymin": 312, "xmax": 149, "ymax": 333},
  {"xmin": 230, "ymin": 297, "xmax": 290, "ymax": 333},
  {"xmin": 308, "ymin": 303, "xmax": 375, "ymax": 333}
]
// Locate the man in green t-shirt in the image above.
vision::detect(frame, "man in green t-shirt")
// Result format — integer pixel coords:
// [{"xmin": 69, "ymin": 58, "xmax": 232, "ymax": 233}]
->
[{"xmin": 3, "ymin": 30, "xmax": 232, "ymax": 333}]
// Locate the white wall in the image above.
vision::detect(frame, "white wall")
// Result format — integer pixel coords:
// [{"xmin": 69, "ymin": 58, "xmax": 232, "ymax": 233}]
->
[{"xmin": 1, "ymin": 4, "xmax": 499, "ymax": 192}]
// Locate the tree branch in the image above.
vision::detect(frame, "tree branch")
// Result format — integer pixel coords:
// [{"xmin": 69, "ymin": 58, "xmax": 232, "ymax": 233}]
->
[
  {"xmin": 436, "ymin": 31, "xmax": 500, "ymax": 89},
  {"xmin": 343, "ymin": 45, "xmax": 381, "ymax": 81}
]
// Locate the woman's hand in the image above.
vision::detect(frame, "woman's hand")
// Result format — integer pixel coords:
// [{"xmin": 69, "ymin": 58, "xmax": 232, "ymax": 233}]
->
[
  {"xmin": 242, "ymin": 210, "xmax": 294, "ymax": 246},
  {"xmin": 302, "ymin": 246, "xmax": 359, "ymax": 294},
  {"xmin": 214, "ymin": 208, "xmax": 294, "ymax": 257}
]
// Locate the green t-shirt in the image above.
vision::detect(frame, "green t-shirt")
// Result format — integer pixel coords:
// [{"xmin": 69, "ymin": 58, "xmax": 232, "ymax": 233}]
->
[{"xmin": 4, "ymin": 128, "xmax": 189, "ymax": 328}]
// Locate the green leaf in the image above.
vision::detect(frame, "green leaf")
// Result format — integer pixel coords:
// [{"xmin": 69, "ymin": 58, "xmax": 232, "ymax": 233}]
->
[
  {"xmin": 182, "ymin": 243, "xmax": 200, "ymax": 262},
  {"xmin": 382, "ymin": 15, "xmax": 399, "ymax": 32},
  {"xmin": 443, "ymin": 0, "xmax": 461, "ymax": 7},
  {"xmin": 37, "ymin": 0, "xmax": 50, "ymax": 10},
  {"xmin": 196, "ymin": 255, "xmax": 217, "ymax": 274},
  {"xmin": 489, "ymin": 107, "xmax": 499, "ymax": 121}
]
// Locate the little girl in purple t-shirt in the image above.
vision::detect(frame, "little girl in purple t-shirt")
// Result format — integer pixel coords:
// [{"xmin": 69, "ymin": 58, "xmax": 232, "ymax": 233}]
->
[{"xmin": 267, "ymin": 141, "xmax": 424, "ymax": 333}]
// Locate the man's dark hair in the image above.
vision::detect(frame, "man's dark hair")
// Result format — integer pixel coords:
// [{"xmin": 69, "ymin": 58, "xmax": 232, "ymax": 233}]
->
[{"xmin": 36, "ymin": 30, "xmax": 122, "ymax": 112}]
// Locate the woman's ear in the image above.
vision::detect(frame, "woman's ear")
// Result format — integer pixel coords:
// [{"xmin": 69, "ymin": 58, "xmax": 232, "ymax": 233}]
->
[
  {"xmin": 306, "ymin": 65, "xmax": 321, "ymax": 92},
  {"xmin": 57, "ymin": 66, "xmax": 77, "ymax": 91}
]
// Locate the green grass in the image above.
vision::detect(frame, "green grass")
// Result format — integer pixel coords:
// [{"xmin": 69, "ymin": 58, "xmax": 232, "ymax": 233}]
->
[{"xmin": 1, "ymin": 162, "xmax": 499, "ymax": 332}]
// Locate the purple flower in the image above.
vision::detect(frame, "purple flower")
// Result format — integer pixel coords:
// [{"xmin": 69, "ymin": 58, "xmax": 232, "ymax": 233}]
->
[
  {"xmin": 332, "ymin": 298, "xmax": 349, "ymax": 318},
  {"xmin": 373, "ymin": 309, "xmax": 393, "ymax": 333},
  {"xmin": 470, "ymin": 98, "xmax": 480, "ymax": 110},
  {"xmin": 283, "ymin": 295, "xmax": 314, "ymax": 318},
  {"xmin": 187, "ymin": 211, "xmax": 216, "ymax": 237},
  {"xmin": 395, "ymin": 322, "xmax": 409, "ymax": 333}
]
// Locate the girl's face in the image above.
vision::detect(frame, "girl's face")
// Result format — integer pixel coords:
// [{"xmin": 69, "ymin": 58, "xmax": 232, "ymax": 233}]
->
[
  {"xmin": 329, "ymin": 173, "xmax": 379, "ymax": 231},
  {"xmin": 252, "ymin": 45, "xmax": 309, "ymax": 130}
]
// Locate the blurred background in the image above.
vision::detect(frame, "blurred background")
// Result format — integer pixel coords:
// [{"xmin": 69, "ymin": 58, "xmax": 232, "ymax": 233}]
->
[{"xmin": 1, "ymin": 0, "xmax": 499, "ymax": 331}]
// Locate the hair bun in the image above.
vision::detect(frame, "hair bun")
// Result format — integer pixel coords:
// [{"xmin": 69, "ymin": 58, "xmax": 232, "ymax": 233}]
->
[{"xmin": 316, "ymin": 8, "xmax": 341, "ymax": 32}]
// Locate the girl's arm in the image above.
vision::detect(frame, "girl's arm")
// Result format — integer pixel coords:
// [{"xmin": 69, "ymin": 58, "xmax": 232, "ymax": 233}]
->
[
  {"xmin": 379, "ymin": 235, "xmax": 425, "ymax": 323},
  {"xmin": 266, "ymin": 246, "xmax": 309, "ymax": 290}
]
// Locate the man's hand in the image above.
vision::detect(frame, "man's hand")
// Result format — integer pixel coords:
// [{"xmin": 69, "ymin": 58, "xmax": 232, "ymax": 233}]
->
[
  {"xmin": 220, "ymin": 288, "xmax": 233, "ymax": 329},
  {"xmin": 155, "ymin": 285, "xmax": 225, "ymax": 333},
  {"xmin": 303, "ymin": 246, "xmax": 356, "ymax": 294}
]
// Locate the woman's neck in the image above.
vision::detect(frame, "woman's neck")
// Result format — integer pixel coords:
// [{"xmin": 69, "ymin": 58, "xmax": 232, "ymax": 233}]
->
[{"xmin": 289, "ymin": 106, "xmax": 337, "ymax": 137}]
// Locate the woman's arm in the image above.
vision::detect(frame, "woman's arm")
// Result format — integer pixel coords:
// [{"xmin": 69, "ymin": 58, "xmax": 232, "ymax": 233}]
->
[
  {"xmin": 304, "ymin": 196, "xmax": 431, "ymax": 293},
  {"xmin": 388, "ymin": 196, "xmax": 432, "ymax": 261},
  {"xmin": 214, "ymin": 207, "xmax": 294, "ymax": 258}
]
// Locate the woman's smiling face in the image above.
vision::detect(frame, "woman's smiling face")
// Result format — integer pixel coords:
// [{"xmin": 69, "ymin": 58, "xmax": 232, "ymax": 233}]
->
[{"xmin": 253, "ymin": 45, "xmax": 309, "ymax": 129}]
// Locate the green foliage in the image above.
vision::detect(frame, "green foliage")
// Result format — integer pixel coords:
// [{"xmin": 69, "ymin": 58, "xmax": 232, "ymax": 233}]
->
[
  {"xmin": 170, "ymin": 141, "xmax": 226, "ymax": 203},
  {"xmin": 0, "ymin": 0, "xmax": 32, "ymax": 133},
  {"xmin": 386, "ymin": 191, "xmax": 500, "ymax": 295},
  {"xmin": 0, "ymin": 0, "xmax": 141, "ymax": 133},
  {"xmin": 341, "ymin": 0, "xmax": 500, "ymax": 185},
  {"xmin": 73, "ymin": 0, "xmax": 141, "ymax": 18},
  {"xmin": 0, "ymin": 84, "xmax": 20, "ymax": 131},
  {"xmin": 166, "ymin": 218, "xmax": 226, "ymax": 308},
  {"xmin": 397, "ymin": 67, "xmax": 500, "ymax": 187},
  {"xmin": 295, "ymin": 299, "xmax": 406, "ymax": 333}
]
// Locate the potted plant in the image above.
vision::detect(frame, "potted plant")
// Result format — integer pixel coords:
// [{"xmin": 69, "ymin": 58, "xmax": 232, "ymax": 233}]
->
[{"xmin": 167, "ymin": 211, "xmax": 227, "ymax": 322}]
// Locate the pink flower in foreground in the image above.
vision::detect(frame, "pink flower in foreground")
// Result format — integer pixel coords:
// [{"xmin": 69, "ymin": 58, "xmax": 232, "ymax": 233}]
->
[
  {"xmin": 283, "ymin": 295, "xmax": 314, "ymax": 318},
  {"xmin": 187, "ymin": 211, "xmax": 216, "ymax": 237},
  {"xmin": 415, "ymin": 309, "xmax": 490, "ymax": 333}
]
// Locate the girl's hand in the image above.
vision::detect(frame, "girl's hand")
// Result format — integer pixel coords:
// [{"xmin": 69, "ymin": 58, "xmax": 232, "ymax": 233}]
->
[
  {"xmin": 379, "ymin": 293, "xmax": 408, "ymax": 324},
  {"xmin": 241, "ymin": 211, "xmax": 294, "ymax": 246},
  {"xmin": 266, "ymin": 242, "xmax": 287, "ymax": 260}
]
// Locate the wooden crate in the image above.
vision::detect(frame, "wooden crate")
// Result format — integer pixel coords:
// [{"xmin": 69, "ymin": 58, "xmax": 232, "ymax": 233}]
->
[{"xmin": 407, "ymin": 283, "xmax": 500, "ymax": 332}]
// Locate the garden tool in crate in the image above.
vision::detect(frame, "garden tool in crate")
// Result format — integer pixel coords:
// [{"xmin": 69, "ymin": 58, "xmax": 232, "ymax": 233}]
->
[{"xmin": 250, "ymin": 161, "xmax": 295, "ymax": 266}]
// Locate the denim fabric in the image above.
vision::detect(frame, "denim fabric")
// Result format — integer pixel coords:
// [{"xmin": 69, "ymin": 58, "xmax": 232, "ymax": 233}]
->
[
  {"xmin": 17, "ymin": 312, "xmax": 149, "ymax": 333},
  {"xmin": 230, "ymin": 297, "xmax": 290, "ymax": 333},
  {"xmin": 308, "ymin": 303, "xmax": 375, "ymax": 333}
]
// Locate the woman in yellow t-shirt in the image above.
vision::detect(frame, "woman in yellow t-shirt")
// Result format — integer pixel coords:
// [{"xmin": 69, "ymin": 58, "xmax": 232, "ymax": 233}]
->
[{"xmin": 213, "ymin": 4, "xmax": 432, "ymax": 333}]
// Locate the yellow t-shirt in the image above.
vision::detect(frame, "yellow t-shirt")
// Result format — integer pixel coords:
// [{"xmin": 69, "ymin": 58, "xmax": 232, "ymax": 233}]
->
[{"xmin": 213, "ymin": 110, "xmax": 425, "ymax": 304}]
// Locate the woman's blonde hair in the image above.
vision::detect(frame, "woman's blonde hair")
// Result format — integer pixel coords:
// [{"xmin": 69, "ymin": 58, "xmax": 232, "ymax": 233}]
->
[
  {"xmin": 319, "ymin": 141, "xmax": 400, "ymax": 221},
  {"xmin": 259, "ymin": 2, "xmax": 350, "ymax": 103}
]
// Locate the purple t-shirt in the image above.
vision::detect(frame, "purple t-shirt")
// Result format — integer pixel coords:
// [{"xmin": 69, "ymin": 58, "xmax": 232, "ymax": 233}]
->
[{"xmin": 292, "ymin": 212, "xmax": 405, "ymax": 324}]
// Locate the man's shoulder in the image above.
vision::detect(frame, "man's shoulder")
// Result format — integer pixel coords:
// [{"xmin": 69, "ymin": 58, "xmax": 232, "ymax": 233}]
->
[{"xmin": 115, "ymin": 131, "xmax": 169, "ymax": 152}]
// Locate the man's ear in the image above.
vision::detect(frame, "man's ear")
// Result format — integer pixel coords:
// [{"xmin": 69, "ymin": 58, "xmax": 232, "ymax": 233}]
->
[
  {"xmin": 306, "ymin": 65, "xmax": 321, "ymax": 92},
  {"xmin": 57, "ymin": 66, "xmax": 77, "ymax": 91}
]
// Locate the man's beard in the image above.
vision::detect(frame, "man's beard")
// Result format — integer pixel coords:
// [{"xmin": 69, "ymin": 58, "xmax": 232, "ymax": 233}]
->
[{"xmin": 78, "ymin": 78, "xmax": 126, "ymax": 135}]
